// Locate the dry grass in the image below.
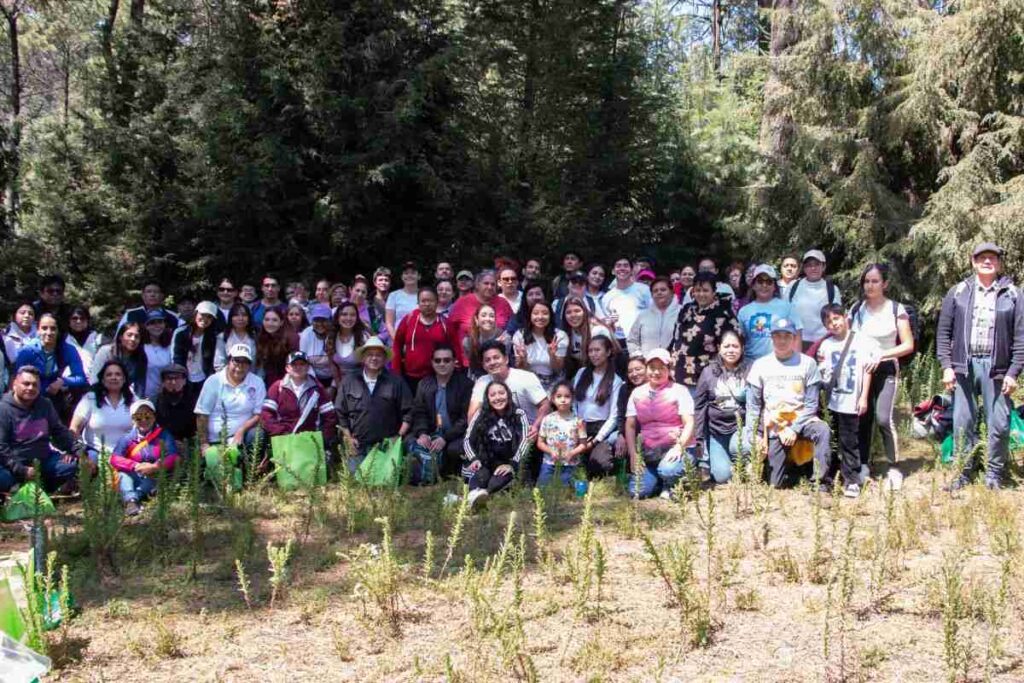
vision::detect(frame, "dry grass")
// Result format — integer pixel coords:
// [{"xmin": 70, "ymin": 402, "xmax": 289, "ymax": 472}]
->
[{"xmin": 5, "ymin": 438, "xmax": 1024, "ymax": 682}]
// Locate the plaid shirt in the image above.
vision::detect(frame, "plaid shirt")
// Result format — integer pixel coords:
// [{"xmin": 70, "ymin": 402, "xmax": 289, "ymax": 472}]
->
[{"xmin": 969, "ymin": 282, "xmax": 998, "ymax": 357}]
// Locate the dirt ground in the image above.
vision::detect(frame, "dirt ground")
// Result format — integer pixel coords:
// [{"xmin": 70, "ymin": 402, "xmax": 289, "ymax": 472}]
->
[{"xmin": 4, "ymin": 438, "xmax": 1024, "ymax": 683}]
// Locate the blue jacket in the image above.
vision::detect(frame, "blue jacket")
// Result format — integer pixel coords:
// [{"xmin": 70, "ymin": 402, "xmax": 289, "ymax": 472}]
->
[
  {"xmin": 14, "ymin": 339, "xmax": 88, "ymax": 393},
  {"xmin": 936, "ymin": 275, "xmax": 1024, "ymax": 380}
]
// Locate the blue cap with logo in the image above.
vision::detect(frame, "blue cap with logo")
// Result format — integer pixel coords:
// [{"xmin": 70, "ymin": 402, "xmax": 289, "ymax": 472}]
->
[{"xmin": 771, "ymin": 318, "xmax": 797, "ymax": 335}]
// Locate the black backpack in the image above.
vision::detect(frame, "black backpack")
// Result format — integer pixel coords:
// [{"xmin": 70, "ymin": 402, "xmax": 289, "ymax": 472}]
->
[
  {"xmin": 850, "ymin": 299, "xmax": 920, "ymax": 367},
  {"xmin": 787, "ymin": 278, "xmax": 839, "ymax": 305}
]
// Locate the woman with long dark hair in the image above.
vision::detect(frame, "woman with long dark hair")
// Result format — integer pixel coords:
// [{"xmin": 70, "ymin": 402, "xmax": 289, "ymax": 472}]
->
[
  {"xmin": 4, "ymin": 301, "xmax": 37, "ymax": 371},
  {"xmin": 512, "ymin": 301, "xmax": 567, "ymax": 390},
  {"xmin": 328, "ymin": 301, "xmax": 369, "ymax": 381},
  {"xmin": 286, "ymin": 302, "xmax": 310, "ymax": 333},
  {"xmin": 93, "ymin": 321, "xmax": 148, "ymax": 398},
  {"xmin": 463, "ymin": 380, "xmax": 531, "ymax": 509},
  {"xmin": 16, "ymin": 312, "xmax": 88, "ymax": 419},
  {"xmin": 693, "ymin": 330, "xmax": 750, "ymax": 484},
  {"xmin": 214, "ymin": 303, "xmax": 257, "ymax": 371},
  {"xmin": 573, "ymin": 336, "xmax": 624, "ymax": 478},
  {"xmin": 142, "ymin": 311, "xmax": 174, "ymax": 399},
  {"xmin": 66, "ymin": 305, "xmax": 100, "ymax": 383},
  {"xmin": 171, "ymin": 301, "xmax": 218, "ymax": 393},
  {"xmin": 71, "ymin": 359, "xmax": 135, "ymax": 463},
  {"xmin": 255, "ymin": 308, "xmax": 299, "ymax": 388}
]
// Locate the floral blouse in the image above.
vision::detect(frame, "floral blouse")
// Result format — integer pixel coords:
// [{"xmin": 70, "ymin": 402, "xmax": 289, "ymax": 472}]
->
[{"xmin": 669, "ymin": 300, "xmax": 739, "ymax": 387}]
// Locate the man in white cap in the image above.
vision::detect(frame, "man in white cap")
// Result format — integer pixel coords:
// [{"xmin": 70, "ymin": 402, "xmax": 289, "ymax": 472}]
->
[
  {"xmin": 744, "ymin": 318, "xmax": 832, "ymax": 489},
  {"xmin": 787, "ymin": 249, "xmax": 841, "ymax": 353},
  {"xmin": 194, "ymin": 343, "xmax": 266, "ymax": 481},
  {"xmin": 939, "ymin": 242, "xmax": 1024, "ymax": 491},
  {"xmin": 334, "ymin": 336, "xmax": 413, "ymax": 469}
]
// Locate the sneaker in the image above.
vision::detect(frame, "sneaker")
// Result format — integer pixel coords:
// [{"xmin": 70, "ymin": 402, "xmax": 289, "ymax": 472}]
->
[
  {"xmin": 125, "ymin": 500, "xmax": 141, "ymax": 517},
  {"xmin": 467, "ymin": 488, "xmax": 489, "ymax": 511},
  {"xmin": 659, "ymin": 489, "xmax": 673, "ymax": 501},
  {"xmin": 985, "ymin": 477, "xmax": 1002, "ymax": 491},
  {"xmin": 858, "ymin": 464, "xmax": 870, "ymax": 485},
  {"xmin": 945, "ymin": 475, "xmax": 971, "ymax": 493},
  {"xmin": 843, "ymin": 483, "xmax": 861, "ymax": 499},
  {"xmin": 885, "ymin": 468, "xmax": 903, "ymax": 492}
]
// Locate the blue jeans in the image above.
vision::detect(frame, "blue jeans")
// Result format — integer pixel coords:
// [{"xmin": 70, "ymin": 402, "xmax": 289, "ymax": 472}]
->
[
  {"xmin": 40, "ymin": 450, "xmax": 79, "ymax": 492},
  {"xmin": 118, "ymin": 471, "xmax": 158, "ymax": 503},
  {"xmin": 954, "ymin": 356, "xmax": 1012, "ymax": 480},
  {"xmin": 704, "ymin": 432, "xmax": 739, "ymax": 484},
  {"xmin": 627, "ymin": 446, "xmax": 692, "ymax": 499},
  {"xmin": 0, "ymin": 466, "xmax": 15, "ymax": 494},
  {"xmin": 538, "ymin": 461, "xmax": 577, "ymax": 487}
]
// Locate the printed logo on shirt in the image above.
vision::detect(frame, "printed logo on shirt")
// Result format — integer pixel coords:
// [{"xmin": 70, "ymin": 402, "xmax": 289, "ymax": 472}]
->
[{"xmin": 748, "ymin": 312, "xmax": 772, "ymax": 339}]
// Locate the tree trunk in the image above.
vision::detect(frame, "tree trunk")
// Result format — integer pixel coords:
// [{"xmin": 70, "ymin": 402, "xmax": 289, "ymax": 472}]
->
[
  {"xmin": 711, "ymin": 0, "xmax": 722, "ymax": 75},
  {"xmin": 759, "ymin": 0, "xmax": 800, "ymax": 160},
  {"xmin": 1, "ymin": 3, "xmax": 21, "ymax": 231}
]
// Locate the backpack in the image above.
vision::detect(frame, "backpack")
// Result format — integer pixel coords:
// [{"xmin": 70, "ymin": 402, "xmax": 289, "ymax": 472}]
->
[
  {"xmin": 850, "ymin": 299, "xmax": 920, "ymax": 368},
  {"xmin": 787, "ymin": 278, "xmax": 838, "ymax": 305}
]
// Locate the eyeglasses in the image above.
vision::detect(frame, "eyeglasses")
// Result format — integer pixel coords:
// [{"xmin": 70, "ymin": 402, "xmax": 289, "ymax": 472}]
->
[
  {"xmin": 499, "ymin": 277, "xmax": 518, "ymax": 283},
  {"xmin": 432, "ymin": 357, "xmax": 454, "ymax": 364},
  {"xmin": 218, "ymin": 287, "xmax": 236, "ymax": 292}
]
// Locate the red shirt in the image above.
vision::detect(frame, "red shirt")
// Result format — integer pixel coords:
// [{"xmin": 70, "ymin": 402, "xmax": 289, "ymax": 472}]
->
[
  {"xmin": 448, "ymin": 294, "xmax": 514, "ymax": 367},
  {"xmin": 392, "ymin": 311, "xmax": 456, "ymax": 379}
]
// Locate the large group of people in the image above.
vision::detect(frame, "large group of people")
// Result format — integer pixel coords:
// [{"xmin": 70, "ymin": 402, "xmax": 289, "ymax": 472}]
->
[{"xmin": 0, "ymin": 241, "xmax": 1017, "ymax": 515}]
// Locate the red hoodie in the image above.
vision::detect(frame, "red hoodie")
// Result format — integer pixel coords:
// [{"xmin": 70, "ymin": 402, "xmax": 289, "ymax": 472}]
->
[{"xmin": 392, "ymin": 311, "xmax": 455, "ymax": 379}]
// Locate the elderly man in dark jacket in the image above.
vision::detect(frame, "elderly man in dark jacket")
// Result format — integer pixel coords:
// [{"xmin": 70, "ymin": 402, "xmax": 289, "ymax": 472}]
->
[
  {"xmin": 404, "ymin": 343, "xmax": 473, "ymax": 483},
  {"xmin": 334, "ymin": 337, "xmax": 412, "ymax": 471},
  {"xmin": 938, "ymin": 242, "xmax": 1024, "ymax": 491}
]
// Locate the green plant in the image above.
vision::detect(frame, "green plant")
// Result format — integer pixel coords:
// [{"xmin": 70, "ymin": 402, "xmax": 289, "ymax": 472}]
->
[
  {"xmin": 439, "ymin": 484, "xmax": 470, "ymax": 577},
  {"xmin": 347, "ymin": 517, "xmax": 403, "ymax": 634},
  {"xmin": 531, "ymin": 487, "xmax": 551, "ymax": 570},
  {"xmin": 267, "ymin": 539, "xmax": 295, "ymax": 609},
  {"xmin": 422, "ymin": 530, "xmax": 435, "ymax": 580},
  {"xmin": 940, "ymin": 550, "xmax": 971, "ymax": 683},
  {"xmin": 79, "ymin": 447, "xmax": 124, "ymax": 575},
  {"xmin": 235, "ymin": 559, "xmax": 253, "ymax": 609}
]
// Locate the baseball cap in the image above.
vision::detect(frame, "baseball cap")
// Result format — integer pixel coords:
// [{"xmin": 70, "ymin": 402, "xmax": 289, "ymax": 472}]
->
[
  {"xmin": 752, "ymin": 264, "xmax": 778, "ymax": 281},
  {"xmin": 972, "ymin": 242, "xmax": 1005, "ymax": 258},
  {"xmin": 309, "ymin": 303, "xmax": 332, "ymax": 321},
  {"xmin": 160, "ymin": 363, "xmax": 187, "ymax": 379},
  {"xmin": 456, "ymin": 270, "xmax": 474, "ymax": 281},
  {"xmin": 130, "ymin": 399, "xmax": 156, "ymax": 418},
  {"xmin": 771, "ymin": 318, "xmax": 797, "ymax": 335},
  {"xmin": 287, "ymin": 351, "xmax": 309, "ymax": 365},
  {"xmin": 644, "ymin": 348, "xmax": 672, "ymax": 365},
  {"xmin": 196, "ymin": 301, "xmax": 217, "ymax": 318},
  {"xmin": 228, "ymin": 343, "xmax": 253, "ymax": 362},
  {"xmin": 144, "ymin": 309, "xmax": 166, "ymax": 323},
  {"xmin": 802, "ymin": 249, "xmax": 826, "ymax": 264},
  {"xmin": 636, "ymin": 269, "xmax": 657, "ymax": 282}
]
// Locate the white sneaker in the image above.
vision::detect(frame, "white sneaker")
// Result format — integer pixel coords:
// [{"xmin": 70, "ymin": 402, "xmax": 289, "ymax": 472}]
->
[
  {"xmin": 885, "ymin": 469, "xmax": 903, "ymax": 492},
  {"xmin": 858, "ymin": 464, "xmax": 870, "ymax": 485},
  {"xmin": 843, "ymin": 483, "xmax": 860, "ymax": 499},
  {"xmin": 467, "ymin": 488, "xmax": 489, "ymax": 510},
  {"xmin": 659, "ymin": 489, "xmax": 673, "ymax": 501}
]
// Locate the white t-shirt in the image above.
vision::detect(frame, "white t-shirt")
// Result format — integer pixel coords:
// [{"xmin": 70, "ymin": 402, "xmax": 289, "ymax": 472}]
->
[
  {"xmin": 143, "ymin": 343, "xmax": 172, "ymax": 399},
  {"xmin": 818, "ymin": 333, "xmax": 880, "ymax": 415},
  {"xmin": 194, "ymin": 369, "xmax": 267, "ymax": 443},
  {"xmin": 601, "ymin": 282, "xmax": 652, "ymax": 340},
  {"xmin": 385, "ymin": 290, "xmax": 419, "ymax": 326},
  {"xmin": 789, "ymin": 279, "xmax": 842, "ymax": 343},
  {"xmin": 187, "ymin": 334, "xmax": 205, "ymax": 382},
  {"xmin": 73, "ymin": 392, "xmax": 133, "ymax": 455},
  {"xmin": 471, "ymin": 368, "xmax": 548, "ymax": 423},
  {"xmin": 572, "ymin": 367, "xmax": 623, "ymax": 441},
  {"xmin": 512, "ymin": 329, "xmax": 568, "ymax": 381},
  {"xmin": 214, "ymin": 332, "xmax": 257, "ymax": 372},
  {"xmin": 746, "ymin": 352, "xmax": 821, "ymax": 430},
  {"xmin": 299, "ymin": 327, "xmax": 334, "ymax": 380},
  {"xmin": 851, "ymin": 300, "xmax": 907, "ymax": 353}
]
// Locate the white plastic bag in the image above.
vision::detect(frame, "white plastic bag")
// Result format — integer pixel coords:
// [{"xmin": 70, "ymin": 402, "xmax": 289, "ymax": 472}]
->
[{"xmin": 0, "ymin": 632, "xmax": 51, "ymax": 683}]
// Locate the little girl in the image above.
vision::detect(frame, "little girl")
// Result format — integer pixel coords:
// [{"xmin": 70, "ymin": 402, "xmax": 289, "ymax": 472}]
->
[{"xmin": 536, "ymin": 382, "xmax": 588, "ymax": 487}]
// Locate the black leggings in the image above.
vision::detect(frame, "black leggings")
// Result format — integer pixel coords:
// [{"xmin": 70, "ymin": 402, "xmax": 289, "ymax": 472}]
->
[
  {"xmin": 469, "ymin": 464, "xmax": 515, "ymax": 494},
  {"xmin": 583, "ymin": 421, "xmax": 616, "ymax": 478}
]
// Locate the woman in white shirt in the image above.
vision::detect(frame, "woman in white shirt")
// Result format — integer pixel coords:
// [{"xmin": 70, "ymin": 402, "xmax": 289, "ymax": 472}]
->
[
  {"xmin": 572, "ymin": 336, "xmax": 624, "ymax": 478},
  {"xmin": 71, "ymin": 359, "xmax": 135, "ymax": 464},
  {"xmin": 497, "ymin": 267, "xmax": 523, "ymax": 314},
  {"xmin": 512, "ymin": 301, "xmax": 568, "ymax": 391},
  {"xmin": 850, "ymin": 263, "xmax": 915, "ymax": 490},
  {"xmin": 142, "ymin": 311, "xmax": 174, "ymax": 400},
  {"xmin": 66, "ymin": 305, "xmax": 101, "ymax": 384},
  {"xmin": 4, "ymin": 302, "xmax": 36, "ymax": 366},
  {"xmin": 214, "ymin": 303, "xmax": 258, "ymax": 372}
]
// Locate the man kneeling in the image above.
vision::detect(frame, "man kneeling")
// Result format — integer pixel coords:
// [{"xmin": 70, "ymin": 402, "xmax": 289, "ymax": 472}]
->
[{"xmin": 744, "ymin": 318, "xmax": 832, "ymax": 489}]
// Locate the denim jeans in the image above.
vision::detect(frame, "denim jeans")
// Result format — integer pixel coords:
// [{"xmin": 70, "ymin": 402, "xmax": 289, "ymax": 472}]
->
[
  {"xmin": 704, "ymin": 432, "xmax": 738, "ymax": 484},
  {"xmin": 626, "ymin": 446, "xmax": 691, "ymax": 499},
  {"xmin": 118, "ymin": 471, "xmax": 158, "ymax": 503},
  {"xmin": 953, "ymin": 356, "xmax": 1012, "ymax": 480},
  {"xmin": 537, "ymin": 461, "xmax": 577, "ymax": 487}
]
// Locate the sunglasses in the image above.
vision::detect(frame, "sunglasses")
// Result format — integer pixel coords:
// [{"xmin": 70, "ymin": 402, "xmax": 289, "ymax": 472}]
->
[
  {"xmin": 432, "ymin": 357, "xmax": 454, "ymax": 364},
  {"xmin": 218, "ymin": 286, "xmax": 236, "ymax": 292},
  {"xmin": 499, "ymin": 277, "xmax": 518, "ymax": 282}
]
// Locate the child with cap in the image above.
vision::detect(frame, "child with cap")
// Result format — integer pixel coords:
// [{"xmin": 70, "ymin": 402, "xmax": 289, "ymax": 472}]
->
[{"xmin": 110, "ymin": 399, "xmax": 180, "ymax": 516}]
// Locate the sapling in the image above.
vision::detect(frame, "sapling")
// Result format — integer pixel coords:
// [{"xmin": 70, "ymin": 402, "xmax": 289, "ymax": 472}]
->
[
  {"xmin": 422, "ymin": 530, "xmax": 435, "ymax": 580},
  {"xmin": 267, "ymin": 538, "xmax": 295, "ymax": 608},
  {"xmin": 531, "ymin": 487, "xmax": 551, "ymax": 570},
  {"xmin": 187, "ymin": 438, "xmax": 203, "ymax": 580},
  {"xmin": 439, "ymin": 483, "xmax": 470, "ymax": 577},
  {"xmin": 235, "ymin": 559, "xmax": 253, "ymax": 609}
]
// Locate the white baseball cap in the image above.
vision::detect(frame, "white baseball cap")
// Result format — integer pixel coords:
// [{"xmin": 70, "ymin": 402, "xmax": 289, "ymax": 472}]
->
[
  {"xmin": 644, "ymin": 348, "xmax": 672, "ymax": 365},
  {"xmin": 802, "ymin": 249, "xmax": 826, "ymax": 264},
  {"xmin": 196, "ymin": 301, "xmax": 218, "ymax": 318},
  {"xmin": 228, "ymin": 343, "xmax": 253, "ymax": 362}
]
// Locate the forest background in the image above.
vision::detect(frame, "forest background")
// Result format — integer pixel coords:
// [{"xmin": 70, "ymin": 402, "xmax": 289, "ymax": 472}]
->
[{"xmin": 0, "ymin": 0, "xmax": 1020, "ymax": 327}]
